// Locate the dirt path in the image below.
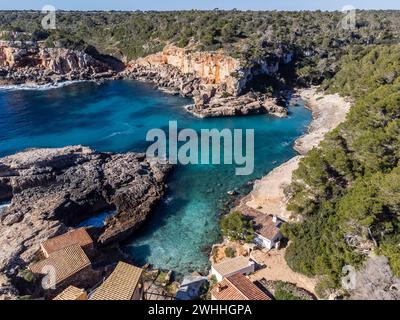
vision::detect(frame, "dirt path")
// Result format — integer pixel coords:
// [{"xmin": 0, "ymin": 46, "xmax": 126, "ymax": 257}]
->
[{"xmin": 250, "ymin": 248, "xmax": 318, "ymax": 295}]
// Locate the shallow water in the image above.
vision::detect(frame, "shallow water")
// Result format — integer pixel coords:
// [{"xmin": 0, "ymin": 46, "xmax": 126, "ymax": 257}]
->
[{"xmin": 0, "ymin": 80, "xmax": 311, "ymax": 274}]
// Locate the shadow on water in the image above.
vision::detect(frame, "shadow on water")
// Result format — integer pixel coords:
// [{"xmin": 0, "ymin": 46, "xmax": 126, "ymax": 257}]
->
[{"xmin": 128, "ymin": 244, "xmax": 152, "ymax": 266}]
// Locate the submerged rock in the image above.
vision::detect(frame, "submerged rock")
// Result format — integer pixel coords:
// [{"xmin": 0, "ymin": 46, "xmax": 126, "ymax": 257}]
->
[{"xmin": 0, "ymin": 146, "xmax": 172, "ymax": 276}]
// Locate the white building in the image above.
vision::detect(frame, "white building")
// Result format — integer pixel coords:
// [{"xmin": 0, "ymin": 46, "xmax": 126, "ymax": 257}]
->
[
  {"xmin": 175, "ymin": 275, "xmax": 208, "ymax": 300},
  {"xmin": 252, "ymin": 215, "xmax": 283, "ymax": 250},
  {"xmin": 211, "ymin": 256, "xmax": 255, "ymax": 282}
]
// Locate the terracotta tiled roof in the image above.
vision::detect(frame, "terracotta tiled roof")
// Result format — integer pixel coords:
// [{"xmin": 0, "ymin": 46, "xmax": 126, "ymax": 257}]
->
[
  {"xmin": 30, "ymin": 244, "xmax": 91, "ymax": 286},
  {"xmin": 212, "ymin": 256, "xmax": 253, "ymax": 278},
  {"xmin": 90, "ymin": 262, "xmax": 143, "ymax": 300},
  {"xmin": 254, "ymin": 215, "xmax": 281, "ymax": 240},
  {"xmin": 53, "ymin": 286, "xmax": 88, "ymax": 300},
  {"xmin": 211, "ymin": 273, "xmax": 270, "ymax": 300},
  {"xmin": 243, "ymin": 211, "xmax": 281, "ymax": 240},
  {"xmin": 41, "ymin": 228, "xmax": 93, "ymax": 256}
]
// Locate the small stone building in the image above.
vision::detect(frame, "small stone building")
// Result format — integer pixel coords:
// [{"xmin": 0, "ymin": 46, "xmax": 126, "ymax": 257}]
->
[
  {"xmin": 211, "ymin": 256, "xmax": 255, "ymax": 282},
  {"xmin": 252, "ymin": 215, "xmax": 283, "ymax": 250}
]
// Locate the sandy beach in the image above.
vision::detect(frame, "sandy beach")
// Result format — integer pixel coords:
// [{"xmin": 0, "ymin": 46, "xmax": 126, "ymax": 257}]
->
[
  {"xmin": 245, "ymin": 87, "xmax": 352, "ymax": 221},
  {"xmin": 294, "ymin": 88, "xmax": 352, "ymax": 155}
]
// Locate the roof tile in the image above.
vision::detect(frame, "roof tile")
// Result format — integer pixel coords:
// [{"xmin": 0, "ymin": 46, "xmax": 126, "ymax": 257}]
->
[
  {"xmin": 90, "ymin": 262, "xmax": 142, "ymax": 300},
  {"xmin": 212, "ymin": 256, "xmax": 253, "ymax": 277},
  {"xmin": 30, "ymin": 244, "xmax": 91, "ymax": 286},
  {"xmin": 41, "ymin": 228, "xmax": 93, "ymax": 256},
  {"xmin": 211, "ymin": 273, "xmax": 270, "ymax": 300}
]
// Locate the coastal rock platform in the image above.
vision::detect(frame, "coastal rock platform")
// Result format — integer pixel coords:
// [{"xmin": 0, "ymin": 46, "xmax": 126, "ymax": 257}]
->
[{"xmin": 0, "ymin": 146, "xmax": 171, "ymax": 282}]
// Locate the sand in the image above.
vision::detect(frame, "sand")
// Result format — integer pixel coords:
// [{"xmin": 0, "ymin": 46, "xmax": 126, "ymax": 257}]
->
[
  {"xmin": 294, "ymin": 88, "xmax": 352, "ymax": 155},
  {"xmin": 249, "ymin": 248, "xmax": 319, "ymax": 295},
  {"xmin": 245, "ymin": 87, "xmax": 352, "ymax": 221}
]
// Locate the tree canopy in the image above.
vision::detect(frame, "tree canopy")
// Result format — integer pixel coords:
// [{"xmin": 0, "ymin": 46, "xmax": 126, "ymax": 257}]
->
[{"xmin": 283, "ymin": 45, "xmax": 400, "ymax": 293}]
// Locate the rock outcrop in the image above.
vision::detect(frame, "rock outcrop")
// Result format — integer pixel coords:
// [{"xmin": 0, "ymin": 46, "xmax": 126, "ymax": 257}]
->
[
  {"xmin": 131, "ymin": 45, "xmax": 241, "ymax": 95},
  {"xmin": 0, "ymin": 146, "xmax": 171, "ymax": 281},
  {"xmin": 186, "ymin": 91, "xmax": 287, "ymax": 118},
  {"xmin": 0, "ymin": 41, "xmax": 117, "ymax": 86},
  {"xmin": 347, "ymin": 256, "xmax": 400, "ymax": 300}
]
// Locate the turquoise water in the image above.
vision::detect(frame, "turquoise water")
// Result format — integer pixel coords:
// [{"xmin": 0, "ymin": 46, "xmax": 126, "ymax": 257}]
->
[
  {"xmin": 0, "ymin": 80, "xmax": 311, "ymax": 274},
  {"xmin": 77, "ymin": 210, "xmax": 116, "ymax": 228}
]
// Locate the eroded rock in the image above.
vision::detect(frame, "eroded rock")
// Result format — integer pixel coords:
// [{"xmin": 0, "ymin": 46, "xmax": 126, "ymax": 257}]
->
[
  {"xmin": 0, "ymin": 41, "xmax": 117, "ymax": 86},
  {"xmin": 0, "ymin": 146, "xmax": 171, "ymax": 276}
]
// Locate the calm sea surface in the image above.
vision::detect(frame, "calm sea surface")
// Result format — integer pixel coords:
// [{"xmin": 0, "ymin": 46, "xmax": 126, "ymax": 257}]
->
[{"xmin": 0, "ymin": 80, "xmax": 311, "ymax": 274}]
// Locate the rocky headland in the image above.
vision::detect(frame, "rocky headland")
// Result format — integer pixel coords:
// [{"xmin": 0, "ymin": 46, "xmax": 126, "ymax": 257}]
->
[
  {"xmin": 0, "ymin": 41, "xmax": 118, "ymax": 86},
  {"xmin": 0, "ymin": 146, "xmax": 171, "ymax": 296}
]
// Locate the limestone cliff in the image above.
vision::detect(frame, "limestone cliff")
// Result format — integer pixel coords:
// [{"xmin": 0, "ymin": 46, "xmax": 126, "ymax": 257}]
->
[
  {"xmin": 0, "ymin": 41, "xmax": 116, "ymax": 85},
  {"xmin": 131, "ymin": 45, "xmax": 241, "ymax": 95},
  {"xmin": 123, "ymin": 45, "xmax": 290, "ymax": 118}
]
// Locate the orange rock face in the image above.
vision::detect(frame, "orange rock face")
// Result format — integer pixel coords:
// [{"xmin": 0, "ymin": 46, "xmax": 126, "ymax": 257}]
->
[
  {"xmin": 131, "ymin": 45, "xmax": 241, "ymax": 94},
  {"xmin": 0, "ymin": 45, "xmax": 17, "ymax": 67}
]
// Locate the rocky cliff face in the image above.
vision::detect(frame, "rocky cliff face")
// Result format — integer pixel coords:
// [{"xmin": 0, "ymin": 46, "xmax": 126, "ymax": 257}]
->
[
  {"xmin": 132, "ymin": 45, "xmax": 241, "ymax": 95},
  {"xmin": 0, "ymin": 41, "xmax": 116, "ymax": 85},
  {"xmin": 123, "ymin": 45, "xmax": 289, "ymax": 118},
  {"xmin": 0, "ymin": 41, "xmax": 290, "ymax": 118},
  {"xmin": 0, "ymin": 146, "xmax": 171, "ymax": 296},
  {"xmin": 130, "ymin": 45, "xmax": 294, "ymax": 95}
]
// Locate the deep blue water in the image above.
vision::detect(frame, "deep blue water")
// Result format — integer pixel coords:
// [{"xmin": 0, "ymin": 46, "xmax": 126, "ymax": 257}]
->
[{"xmin": 0, "ymin": 80, "xmax": 311, "ymax": 274}]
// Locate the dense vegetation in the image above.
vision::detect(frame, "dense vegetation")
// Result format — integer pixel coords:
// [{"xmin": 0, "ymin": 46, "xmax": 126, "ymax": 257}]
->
[
  {"xmin": 220, "ymin": 211, "xmax": 254, "ymax": 243},
  {"xmin": 1, "ymin": 10, "xmax": 400, "ymax": 86},
  {"xmin": 282, "ymin": 45, "xmax": 400, "ymax": 293}
]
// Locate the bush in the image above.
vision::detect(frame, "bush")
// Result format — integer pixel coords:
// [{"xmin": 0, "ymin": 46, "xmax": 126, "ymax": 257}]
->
[
  {"xmin": 224, "ymin": 247, "xmax": 236, "ymax": 258},
  {"xmin": 220, "ymin": 211, "xmax": 254, "ymax": 243},
  {"xmin": 274, "ymin": 284, "xmax": 302, "ymax": 300}
]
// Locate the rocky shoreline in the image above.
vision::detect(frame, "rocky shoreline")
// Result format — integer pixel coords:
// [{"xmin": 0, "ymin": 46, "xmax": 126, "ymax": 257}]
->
[
  {"xmin": 0, "ymin": 146, "xmax": 171, "ymax": 297},
  {"xmin": 1, "ymin": 41, "xmax": 290, "ymax": 118},
  {"xmin": 122, "ymin": 60, "xmax": 287, "ymax": 118}
]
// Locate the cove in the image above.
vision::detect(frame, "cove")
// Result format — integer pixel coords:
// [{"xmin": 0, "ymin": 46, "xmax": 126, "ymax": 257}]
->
[{"xmin": 0, "ymin": 80, "xmax": 311, "ymax": 274}]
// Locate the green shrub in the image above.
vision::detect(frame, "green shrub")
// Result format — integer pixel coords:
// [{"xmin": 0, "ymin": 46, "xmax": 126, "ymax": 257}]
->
[
  {"xmin": 220, "ymin": 211, "xmax": 254, "ymax": 243},
  {"xmin": 224, "ymin": 247, "xmax": 236, "ymax": 258}
]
